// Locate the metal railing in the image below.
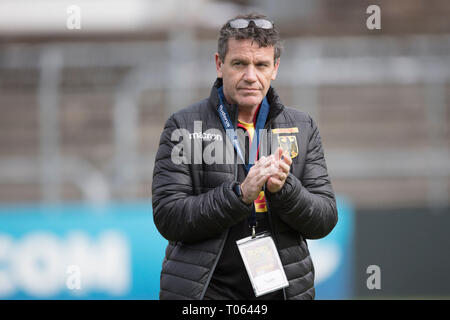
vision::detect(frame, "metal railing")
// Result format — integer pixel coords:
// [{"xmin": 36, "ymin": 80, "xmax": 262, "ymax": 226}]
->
[{"xmin": 0, "ymin": 33, "xmax": 448, "ymax": 207}]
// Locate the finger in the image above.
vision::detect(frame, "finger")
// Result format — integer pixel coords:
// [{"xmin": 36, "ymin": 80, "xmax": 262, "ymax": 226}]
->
[
  {"xmin": 278, "ymin": 171, "xmax": 287, "ymax": 181},
  {"xmin": 273, "ymin": 153, "xmax": 280, "ymax": 168},
  {"xmin": 278, "ymin": 161, "xmax": 290, "ymax": 174},
  {"xmin": 265, "ymin": 153, "xmax": 279, "ymax": 171},
  {"xmin": 250, "ymin": 161, "xmax": 272, "ymax": 178},
  {"xmin": 256, "ymin": 155, "xmax": 271, "ymax": 167},
  {"xmin": 254, "ymin": 156, "xmax": 265, "ymax": 168},
  {"xmin": 274, "ymin": 147, "xmax": 283, "ymax": 161},
  {"xmin": 250, "ymin": 157, "xmax": 268, "ymax": 174},
  {"xmin": 271, "ymin": 170, "xmax": 286, "ymax": 182},
  {"xmin": 268, "ymin": 160, "xmax": 281, "ymax": 175},
  {"xmin": 251, "ymin": 156, "xmax": 277, "ymax": 180},
  {"xmin": 256, "ymin": 167, "xmax": 275, "ymax": 182},
  {"xmin": 255, "ymin": 171, "xmax": 271, "ymax": 188},
  {"xmin": 282, "ymin": 153, "xmax": 292, "ymax": 166},
  {"xmin": 267, "ymin": 176, "xmax": 283, "ymax": 189},
  {"xmin": 270, "ymin": 176, "xmax": 283, "ymax": 185},
  {"xmin": 260, "ymin": 156, "xmax": 274, "ymax": 169},
  {"xmin": 278, "ymin": 147, "xmax": 285, "ymax": 160}
]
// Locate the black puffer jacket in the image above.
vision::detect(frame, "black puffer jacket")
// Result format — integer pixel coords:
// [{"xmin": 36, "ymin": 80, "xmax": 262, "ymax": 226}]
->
[{"xmin": 152, "ymin": 78, "xmax": 337, "ymax": 300}]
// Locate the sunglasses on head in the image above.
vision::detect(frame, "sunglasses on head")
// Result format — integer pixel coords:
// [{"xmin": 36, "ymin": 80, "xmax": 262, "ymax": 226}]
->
[{"xmin": 228, "ymin": 18, "xmax": 274, "ymax": 30}]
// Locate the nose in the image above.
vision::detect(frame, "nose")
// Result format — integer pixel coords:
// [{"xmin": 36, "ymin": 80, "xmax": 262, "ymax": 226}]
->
[{"xmin": 243, "ymin": 64, "xmax": 257, "ymax": 83}]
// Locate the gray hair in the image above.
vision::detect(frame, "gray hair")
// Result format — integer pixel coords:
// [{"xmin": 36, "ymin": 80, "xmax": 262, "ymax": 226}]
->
[{"xmin": 217, "ymin": 13, "xmax": 282, "ymax": 65}]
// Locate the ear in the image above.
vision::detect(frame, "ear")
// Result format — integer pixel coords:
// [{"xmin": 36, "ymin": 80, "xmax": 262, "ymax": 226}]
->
[
  {"xmin": 215, "ymin": 53, "xmax": 224, "ymax": 78},
  {"xmin": 271, "ymin": 58, "xmax": 280, "ymax": 81}
]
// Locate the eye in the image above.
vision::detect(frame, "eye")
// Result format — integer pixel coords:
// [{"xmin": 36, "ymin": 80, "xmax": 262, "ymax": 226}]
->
[{"xmin": 233, "ymin": 61, "xmax": 242, "ymax": 66}]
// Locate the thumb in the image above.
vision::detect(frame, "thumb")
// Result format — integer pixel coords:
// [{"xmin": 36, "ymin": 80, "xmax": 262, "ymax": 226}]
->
[{"xmin": 275, "ymin": 146, "xmax": 283, "ymax": 161}]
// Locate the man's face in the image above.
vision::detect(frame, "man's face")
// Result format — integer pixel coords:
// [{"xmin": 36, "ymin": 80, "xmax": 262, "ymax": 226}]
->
[{"xmin": 215, "ymin": 38, "xmax": 280, "ymax": 109}]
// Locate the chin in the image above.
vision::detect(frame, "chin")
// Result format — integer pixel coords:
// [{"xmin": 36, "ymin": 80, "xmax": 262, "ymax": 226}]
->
[{"xmin": 237, "ymin": 95, "xmax": 262, "ymax": 108}]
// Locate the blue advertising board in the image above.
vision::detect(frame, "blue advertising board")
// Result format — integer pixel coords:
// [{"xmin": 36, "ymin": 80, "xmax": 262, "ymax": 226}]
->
[
  {"xmin": 308, "ymin": 196, "xmax": 354, "ymax": 299},
  {"xmin": 0, "ymin": 197, "xmax": 353, "ymax": 299},
  {"xmin": 0, "ymin": 202, "xmax": 165, "ymax": 299}
]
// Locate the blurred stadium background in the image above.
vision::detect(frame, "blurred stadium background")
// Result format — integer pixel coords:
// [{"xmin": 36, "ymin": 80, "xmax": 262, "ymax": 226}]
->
[{"xmin": 0, "ymin": 0, "xmax": 449, "ymax": 299}]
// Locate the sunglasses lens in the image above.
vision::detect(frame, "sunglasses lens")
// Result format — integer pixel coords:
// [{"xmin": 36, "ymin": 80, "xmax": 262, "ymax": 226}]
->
[
  {"xmin": 229, "ymin": 18, "xmax": 274, "ymax": 29},
  {"xmin": 253, "ymin": 19, "xmax": 273, "ymax": 29},
  {"xmin": 229, "ymin": 19, "xmax": 249, "ymax": 29}
]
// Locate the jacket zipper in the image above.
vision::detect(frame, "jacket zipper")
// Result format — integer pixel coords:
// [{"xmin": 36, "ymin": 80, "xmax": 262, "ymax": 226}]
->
[
  {"xmin": 199, "ymin": 228, "xmax": 230, "ymax": 300},
  {"xmin": 200, "ymin": 103, "xmax": 240, "ymax": 300}
]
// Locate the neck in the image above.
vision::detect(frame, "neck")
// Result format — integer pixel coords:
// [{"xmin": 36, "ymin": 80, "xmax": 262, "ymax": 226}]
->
[
  {"xmin": 219, "ymin": 88, "xmax": 261, "ymax": 123},
  {"xmin": 238, "ymin": 105, "xmax": 259, "ymax": 124}
]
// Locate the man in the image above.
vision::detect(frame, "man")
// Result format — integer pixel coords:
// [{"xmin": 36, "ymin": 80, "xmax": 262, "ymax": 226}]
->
[{"xmin": 152, "ymin": 13, "xmax": 337, "ymax": 300}]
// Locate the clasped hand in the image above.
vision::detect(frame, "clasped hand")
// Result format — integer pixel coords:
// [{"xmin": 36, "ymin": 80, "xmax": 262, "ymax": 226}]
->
[{"xmin": 240, "ymin": 147, "xmax": 292, "ymax": 204}]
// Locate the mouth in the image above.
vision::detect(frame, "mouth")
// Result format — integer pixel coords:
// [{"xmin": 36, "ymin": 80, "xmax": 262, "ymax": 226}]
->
[{"xmin": 238, "ymin": 88, "xmax": 260, "ymax": 93}]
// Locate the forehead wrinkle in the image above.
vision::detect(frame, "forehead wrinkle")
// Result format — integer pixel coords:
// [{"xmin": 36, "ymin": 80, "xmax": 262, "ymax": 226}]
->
[
  {"xmin": 227, "ymin": 47, "xmax": 274, "ymax": 65},
  {"xmin": 226, "ymin": 38, "xmax": 274, "ymax": 62}
]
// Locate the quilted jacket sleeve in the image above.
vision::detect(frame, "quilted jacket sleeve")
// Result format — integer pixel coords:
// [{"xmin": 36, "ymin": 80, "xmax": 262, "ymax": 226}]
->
[
  {"xmin": 266, "ymin": 115, "xmax": 338, "ymax": 239},
  {"xmin": 151, "ymin": 114, "xmax": 253, "ymax": 243}
]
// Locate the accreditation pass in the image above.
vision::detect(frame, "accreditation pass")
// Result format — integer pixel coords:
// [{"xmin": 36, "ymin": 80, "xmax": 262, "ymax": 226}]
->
[{"xmin": 236, "ymin": 232, "xmax": 289, "ymax": 297}]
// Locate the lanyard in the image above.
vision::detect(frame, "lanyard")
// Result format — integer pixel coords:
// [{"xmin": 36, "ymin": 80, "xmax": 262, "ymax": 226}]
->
[
  {"xmin": 217, "ymin": 86, "xmax": 270, "ymax": 172},
  {"xmin": 216, "ymin": 86, "xmax": 270, "ymax": 236}
]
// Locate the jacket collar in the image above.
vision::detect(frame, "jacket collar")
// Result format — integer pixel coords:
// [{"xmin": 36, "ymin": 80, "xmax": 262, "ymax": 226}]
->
[{"xmin": 209, "ymin": 78, "xmax": 284, "ymax": 128}]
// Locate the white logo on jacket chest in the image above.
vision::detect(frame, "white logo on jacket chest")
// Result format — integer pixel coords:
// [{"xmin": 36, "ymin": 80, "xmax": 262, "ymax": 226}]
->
[
  {"xmin": 170, "ymin": 121, "xmax": 289, "ymax": 165},
  {"xmin": 189, "ymin": 131, "xmax": 223, "ymax": 141}
]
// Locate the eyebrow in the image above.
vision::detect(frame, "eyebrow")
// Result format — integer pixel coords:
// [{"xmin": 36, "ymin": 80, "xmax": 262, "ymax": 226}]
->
[{"xmin": 229, "ymin": 57, "xmax": 272, "ymax": 65}]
